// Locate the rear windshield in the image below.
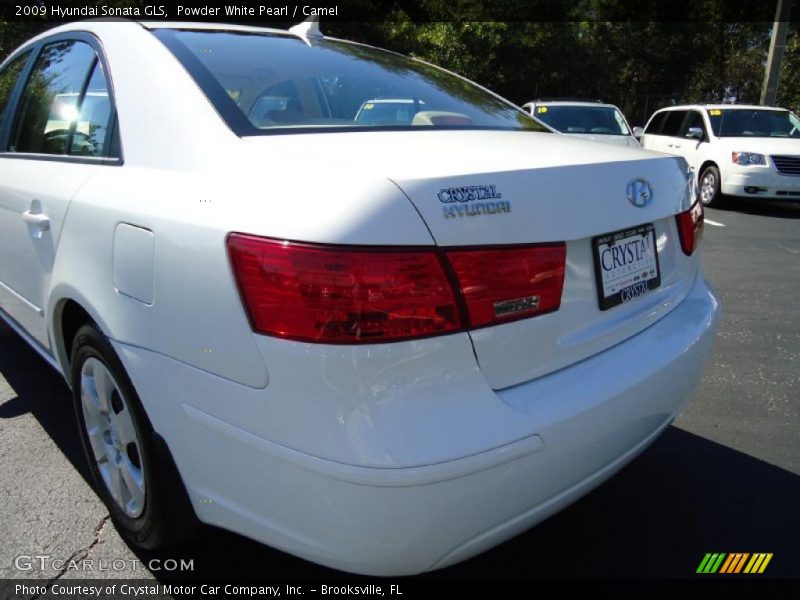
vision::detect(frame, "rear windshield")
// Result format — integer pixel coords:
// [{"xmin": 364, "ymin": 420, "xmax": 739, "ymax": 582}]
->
[
  {"xmin": 533, "ymin": 105, "xmax": 630, "ymax": 135},
  {"xmin": 706, "ymin": 108, "xmax": 800, "ymax": 138},
  {"xmin": 154, "ymin": 29, "xmax": 548, "ymax": 135}
]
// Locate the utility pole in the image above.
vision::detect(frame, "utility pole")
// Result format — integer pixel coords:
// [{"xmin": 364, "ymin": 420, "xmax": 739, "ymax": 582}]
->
[{"xmin": 760, "ymin": 0, "xmax": 793, "ymax": 106}]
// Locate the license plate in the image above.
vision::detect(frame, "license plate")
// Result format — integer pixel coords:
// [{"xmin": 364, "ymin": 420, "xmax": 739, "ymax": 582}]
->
[{"xmin": 592, "ymin": 223, "xmax": 661, "ymax": 311}]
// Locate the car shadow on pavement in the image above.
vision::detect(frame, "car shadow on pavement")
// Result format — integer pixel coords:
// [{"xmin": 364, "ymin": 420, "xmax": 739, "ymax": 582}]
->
[
  {"xmin": 714, "ymin": 196, "xmax": 800, "ymax": 219},
  {"xmin": 1, "ymin": 324, "xmax": 798, "ymax": 579},
  {"xmin": 0, "ymin": 324, "xmax": 89, "ymax": 481}
]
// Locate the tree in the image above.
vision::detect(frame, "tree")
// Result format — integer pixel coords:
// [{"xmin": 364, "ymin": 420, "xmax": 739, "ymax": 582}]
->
[
  {"xmin": 778, "ymin": 24, "xmax": 800, "ymax": 113},
  {"xmin": 1, "ymin": 0, "xmax": 798, "ymax": 121}
]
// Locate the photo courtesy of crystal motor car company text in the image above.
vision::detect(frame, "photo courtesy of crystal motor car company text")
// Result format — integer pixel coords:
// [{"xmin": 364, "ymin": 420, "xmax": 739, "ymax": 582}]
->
[{"xmin": 0, "ymin": 12, "xmax": 721, "ymax": 576}]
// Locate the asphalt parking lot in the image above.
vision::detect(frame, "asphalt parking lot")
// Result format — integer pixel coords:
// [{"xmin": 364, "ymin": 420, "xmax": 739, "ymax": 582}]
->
[{"xmin": 0, "ymin": 197, "xmax": 798, "ymax": 586}]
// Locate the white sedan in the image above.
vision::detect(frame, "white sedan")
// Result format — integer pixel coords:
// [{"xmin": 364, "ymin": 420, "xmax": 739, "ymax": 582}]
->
[{"xmin": 0, "ymin": 20, "xmax": 719, "ymax": 575}]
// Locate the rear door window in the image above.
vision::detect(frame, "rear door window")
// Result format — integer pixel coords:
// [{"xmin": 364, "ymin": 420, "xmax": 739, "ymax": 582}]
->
[
  {"xmin": 9, "ymin": 40, "xmax": 97, "ymax": 155},
  {"xmin": 661, "ymin": 111, "xmax": 687, "ymax": 137},
  {"xmin": 644, "ymin": 111, "xmax": 668, "ymax": 135}
]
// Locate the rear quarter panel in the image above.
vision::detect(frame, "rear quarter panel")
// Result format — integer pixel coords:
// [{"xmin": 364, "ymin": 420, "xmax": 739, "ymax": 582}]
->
[{"xmin": 47, "ymin": 22, "xmax": 435, "ymax": 387}]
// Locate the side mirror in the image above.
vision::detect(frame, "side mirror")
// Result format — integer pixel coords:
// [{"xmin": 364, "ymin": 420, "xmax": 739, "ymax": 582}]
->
[
  {"xmin": 632, "ymin": 126, "xmax": 644, "ymax": 139},
  {"xmin": 686, "ymin": 127, "xmax": 704, "ymax": 140}
]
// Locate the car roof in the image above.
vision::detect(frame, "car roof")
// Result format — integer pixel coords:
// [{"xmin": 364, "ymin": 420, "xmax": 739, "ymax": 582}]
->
[
  {"xmin": 362, "ymin": 99, "xmax": 423, "ymax": 104},
  {"xmin": 138, "ymin": 21, "xmax": 294, "ymax": 36},
  {"xmin": 655, "ymin": 104, "xmax": 788, "ymax": 112},
  {"xmin": 524, "ymin": 100, "xmax": 621, "ymax": 110},
  {"xmin": 5, "ymin": 20, "xmax": 301, "ymax": 56}
]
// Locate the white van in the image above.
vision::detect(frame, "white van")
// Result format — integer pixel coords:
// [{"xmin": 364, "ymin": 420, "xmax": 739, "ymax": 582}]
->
[{"xmin": 641, "ymin": 104, "xmax": 800, "ymax": 205}]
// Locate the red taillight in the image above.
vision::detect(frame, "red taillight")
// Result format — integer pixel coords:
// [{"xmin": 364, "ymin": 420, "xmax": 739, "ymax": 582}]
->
[
  {"xmin": 445, "ymin": 244, "xmax": 567, "ymax": 328},
  {"xmin": 227, "ymin": 234, "xmax": 462, "ymax": 343},
  {"xmin": 675, "ymin": 201, "xmax": 704, "ymax": 255},
  {"xmin": 227, "ymin": 234, "xmax": 568, "ymax": 343}
]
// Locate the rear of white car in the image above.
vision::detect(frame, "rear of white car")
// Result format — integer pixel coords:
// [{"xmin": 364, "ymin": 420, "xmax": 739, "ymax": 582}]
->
[{"xmin": 0, "ymin": 21, "xmax": 719, "ymax": 576}]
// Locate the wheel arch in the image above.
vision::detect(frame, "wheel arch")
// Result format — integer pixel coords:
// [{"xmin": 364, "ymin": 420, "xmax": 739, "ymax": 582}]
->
[
  {"xmin": 49, "ymin": 290, "xmax": 113, "ymax": 389},
  {"xmin": 62, "ymin": 300, "xmax": 200, "ymax": 544},
  {"xmin": 698, "ymin": 160, "xmax": 719, "ymax": 181}
]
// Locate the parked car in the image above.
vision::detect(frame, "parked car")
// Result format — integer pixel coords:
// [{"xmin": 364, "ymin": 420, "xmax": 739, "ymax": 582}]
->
[
  {"xmin": 0, "ymin": 20, "xmax": 719, "ymax": 576},
  {"xmin": 354, "ymin": 98, "xmax": 424, "ymax": 125},
  {"xmin": 522, "ymin": 99, "xmax": 641, "ymax": 148},
  {"xmin": 640, "ymin": 104, "xmax": 800, "ymax": 206}
]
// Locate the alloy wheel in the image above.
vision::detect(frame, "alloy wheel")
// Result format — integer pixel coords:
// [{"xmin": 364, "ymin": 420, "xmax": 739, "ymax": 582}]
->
[
  {"xmin": 700, "ymin": 172, "xmax": 716, "ymax": 205},
  {"xmin": 79, "ymin": 357, "xmax": 146, "ymax": 518}
]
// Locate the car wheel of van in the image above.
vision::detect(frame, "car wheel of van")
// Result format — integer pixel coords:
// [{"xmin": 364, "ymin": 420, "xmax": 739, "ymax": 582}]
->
[
  {"xmin": 71, "ymin": 323, "xmax": 168, "ymax": 550},
  {"xmin": 699, "ymin": 166, "xmax": 721, "ymax": 206}
]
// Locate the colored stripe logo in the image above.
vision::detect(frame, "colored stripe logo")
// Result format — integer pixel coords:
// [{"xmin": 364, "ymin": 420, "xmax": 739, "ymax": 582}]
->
[{"xmin": 697, "ymin": 553, "xmax": 773, "ymax": 574}]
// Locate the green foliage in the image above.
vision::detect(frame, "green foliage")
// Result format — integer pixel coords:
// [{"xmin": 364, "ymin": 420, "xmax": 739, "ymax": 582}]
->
[
  {"xmin": 2, "ymin": 0, "xmax": 797, "ymax": 125},
  {"xmin": 778, "ymin": 24, "xmax": 800, "ymax": 113},
  {"xmin": 0, "ymin": 21, "xmax": 47, "ymax": 61},
  {"xmin": 328, "ymin": 0, "xmax": 793, "ymax": 125}
]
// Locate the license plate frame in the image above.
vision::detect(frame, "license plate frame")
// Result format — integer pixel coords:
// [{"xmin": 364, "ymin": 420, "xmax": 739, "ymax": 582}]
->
[{"xmin": 592, "ymin": 223, "xmax": 661, "ymax": 311}]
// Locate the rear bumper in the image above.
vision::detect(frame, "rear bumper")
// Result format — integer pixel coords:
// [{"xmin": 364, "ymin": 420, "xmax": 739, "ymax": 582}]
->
[
  {"xmin": 722, "ymin": 169, "xmax": 800, "ymax": 200},
  {"xmin": 114, "ymin": 271, "xmax": 720, "ymax": 576}
]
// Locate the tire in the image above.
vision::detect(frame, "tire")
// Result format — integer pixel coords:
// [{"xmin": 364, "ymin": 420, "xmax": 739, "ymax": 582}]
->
[
  {"xmin": 699, "ymin": 165, "xmax": 721, "ymax": 207},
  {"xmin": 71, "ymin": 323, "xmax": 169, "ymax": 550}
]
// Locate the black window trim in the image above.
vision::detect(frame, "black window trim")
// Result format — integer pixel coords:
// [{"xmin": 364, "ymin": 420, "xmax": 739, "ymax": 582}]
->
[
  {"xmin": 66, "ymin": 54, "xmax": 98, "ymax": 156},
  {"xmin": 643, "ymin": 110, "xmax": 668, "ymax": 136},
  {"xmin": 698, "ymin": 110, "xmax": 715, "ymax": 139},
  {"xmin": 0, "ymin": 31, "xmax": 124, "ymax": 166},
  {"xmin": 679, "ymin": 109, "xmax": 708, "ymax": 142},
  {"xmin": 662, "ymin": 109, "xmax": 688, "ymax": 138}
]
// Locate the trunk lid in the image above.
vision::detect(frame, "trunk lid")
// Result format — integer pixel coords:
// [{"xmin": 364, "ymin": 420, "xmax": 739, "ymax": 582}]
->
[{"xmin": 245, "ymin": 130, "xmax": 697, "ymax": 389}]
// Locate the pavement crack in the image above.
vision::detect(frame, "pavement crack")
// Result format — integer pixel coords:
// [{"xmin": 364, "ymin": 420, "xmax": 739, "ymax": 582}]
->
[{"xmin": 29, "ymin": 515, "xmax": 111, "ymax": 600}]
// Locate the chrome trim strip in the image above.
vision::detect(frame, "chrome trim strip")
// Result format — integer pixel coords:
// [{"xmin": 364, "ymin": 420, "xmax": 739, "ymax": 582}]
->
[{"xmin": 0, "ymin": 279, "xmax": 43, "ymax": 314}]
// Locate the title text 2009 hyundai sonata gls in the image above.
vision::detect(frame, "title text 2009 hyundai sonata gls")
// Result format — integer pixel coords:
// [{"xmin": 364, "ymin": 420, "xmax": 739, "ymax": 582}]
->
[{"xmin": 0, "ymin": 20, "xmax": 719, "ymax": 575}]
